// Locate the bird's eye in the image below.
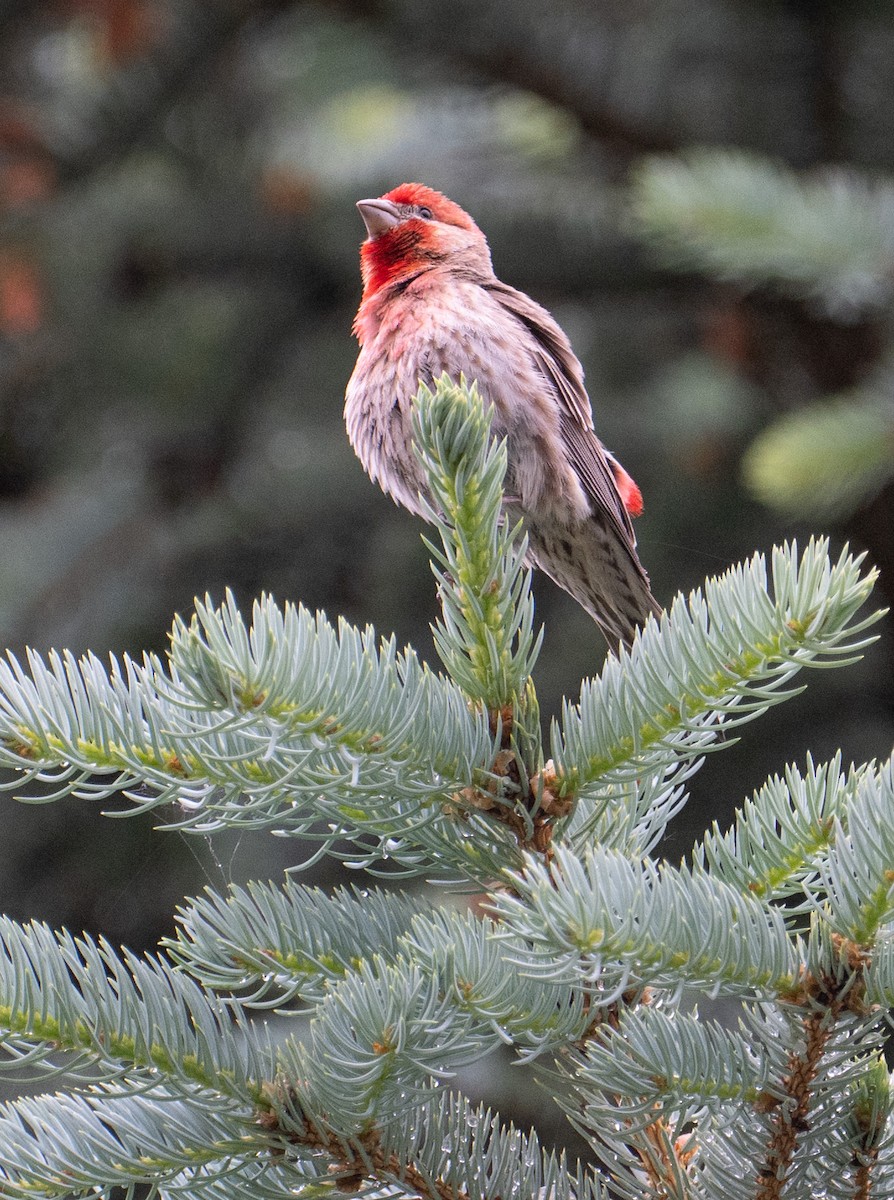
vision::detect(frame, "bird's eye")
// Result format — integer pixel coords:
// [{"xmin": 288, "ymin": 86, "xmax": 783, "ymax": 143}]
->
[{"xmin": 418, "ymin": 206, "xmax": 433, "ymax": 219}]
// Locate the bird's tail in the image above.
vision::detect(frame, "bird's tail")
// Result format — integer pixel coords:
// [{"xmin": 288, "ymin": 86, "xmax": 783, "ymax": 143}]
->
[{"xmin": 525, "ymin": 517, "xmax": 661, "ymax": 648}]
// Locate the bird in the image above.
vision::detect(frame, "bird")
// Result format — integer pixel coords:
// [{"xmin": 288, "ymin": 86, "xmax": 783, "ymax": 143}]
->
[{"xmin": 344, "ymin": 182, "xmax": 660, "ymax": 648}]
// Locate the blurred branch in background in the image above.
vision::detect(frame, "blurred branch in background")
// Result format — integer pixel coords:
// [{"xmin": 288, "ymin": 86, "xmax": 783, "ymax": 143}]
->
[
  {"xmin": 631, "ymin": 149, "xmax": 894, "ymax": 612},
  {"xmin": 329, "ymin": 0, "xmax": 851, "ymax": 163},
  {"xmin": 1, "ymin": 0, "xmax": 294, "ymax": 186},
  {"xmin": 743, "ymin": 392, "xmax": 894, "ymax": 524},
  {"xmin": 631, "ymin": 151, "xmax": 894, "ymax": 318}
]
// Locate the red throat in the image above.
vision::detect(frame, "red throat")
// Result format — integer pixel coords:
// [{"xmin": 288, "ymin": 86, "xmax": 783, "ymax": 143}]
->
[{"xmin": 360, "ymin": 226, "xmax": 431, "ymax": 298}]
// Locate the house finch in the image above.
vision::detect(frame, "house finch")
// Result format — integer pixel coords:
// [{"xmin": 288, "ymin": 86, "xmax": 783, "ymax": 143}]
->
[{"xmin": 345, "ymin": 182, "xmax": 660, "ymax": 647}]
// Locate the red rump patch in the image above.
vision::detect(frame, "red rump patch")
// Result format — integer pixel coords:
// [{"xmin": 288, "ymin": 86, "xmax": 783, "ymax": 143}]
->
[{"xmin": 611, "ymin": 460, "xmax": 644, "ymax": 518}]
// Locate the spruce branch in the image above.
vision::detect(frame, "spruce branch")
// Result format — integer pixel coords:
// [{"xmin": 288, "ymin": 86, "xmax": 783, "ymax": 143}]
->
[
  {"xmin": 0, "ymin": 598, "xmax": 492, "ymax": 815},
  {"xmin": 0, "ymin": 1087, "xmax": 276, "ymax": 1200},
  {"xmin": 0, "ymin": 916, "xmax": 265, "ymax": 1098},
  {"xmin": 169, "ymin": 881, "xmax": 431, "ymax": 1009},
  {"xmin": 0, "ymin": 598, "xmax": 525, "ymax": 881},
  {"xmin": 846, "ymin": 1057, "xmax": 890, "ymax": 1200},
  {"xmin": 695, "ymin": 751, "xmax": 894, "ymax": 957},
  {"xmin": 567, "ymin": 1007, "xmax": 775, "ymax": 1125},
  {"xmin": 494, "ymin": 845, "xmax": 800, "ymax": 999},
  {"xmin": 0, "ymin": 372, "xmax": 889, "ymax": 1197},
  {"xmin": 0, "ymin": 1085, "xmax": 607, "ymax": 1200},
  {"xmin": 275, "ymin": 959, "xmax": 494, "ymax": 1129},
  {"xmin": 411, "ymin": 374, "xmax": 541, "ymax": 713},
  {"xmin": 255, "ymin": 1091, "xmax": 606, "ymax": 1200},
  {"xmin": 752, "ymin": 932, "xmax": 879, "ymax": 1200},
  {"xmin": 553, "ymin": 538, "xmax": 880, "ymax": 800},
  {"xmin": 0, "ymin": 377, "xmax": 564, "ymax": 875},
  {"xmin": 559, "ymin": 1007, "xmax": 771, "ymax": 1199},
  {"xmin": 817, "ymin": 755, "xmax": 894, "ymax": 947},
  {"xmin": 562, "ymin": 754, "xmax": 699, "ymax": 858},
  {"xmin": 562, "ymin": 949, "xmax": 885, "ymax": 1200},
  {"xmin": 0, "ymin": 912, "xmax": 604, "ymax": 1198},
  {"xmin": 693, "ymin": 753, "xmax": 868, "ymax": 914},
  {"xmin": 399, "ymin": 905, "xmax": 590, "ymax": 1058},
  {"xmin": 412, "ymin": 375, "xmax": 548, "ymax": 835},
  {"xmin": 267, "ymin": 910, "xmax": 592, "ymax": 1133},
  {"xmin": 659, "ymin": 999, "xmax": 886, "ymax": 1200}
]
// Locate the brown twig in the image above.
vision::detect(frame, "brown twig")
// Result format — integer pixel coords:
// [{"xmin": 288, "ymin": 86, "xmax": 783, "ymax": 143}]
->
[
  {"xmin": 582, "ymin": 989, "xmax": 692, "ymax": 1199},
  {"xmin": 756, "ymin": 937, "xmax": 872, "ymax": 1200},
  {"xmin": 258, "ymin": 1100, "xmax": 476, "ymax": 1200}
]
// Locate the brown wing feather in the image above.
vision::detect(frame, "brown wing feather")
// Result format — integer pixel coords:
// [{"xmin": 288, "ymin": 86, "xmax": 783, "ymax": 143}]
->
[{"xmin": 484, "ymin": 280, "xmax": 639, "ymax": 550}]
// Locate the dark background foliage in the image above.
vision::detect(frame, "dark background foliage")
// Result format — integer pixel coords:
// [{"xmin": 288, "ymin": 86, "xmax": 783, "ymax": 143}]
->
[{"xmin": 0, "ymin": 0, "xmax": 890, "ymax": 1001}]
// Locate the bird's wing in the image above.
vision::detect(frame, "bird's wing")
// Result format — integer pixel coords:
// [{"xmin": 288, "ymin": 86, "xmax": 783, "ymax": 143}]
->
[{"xmin": 485, "ymin": 280, "xmax": 638, "ymax": 546}]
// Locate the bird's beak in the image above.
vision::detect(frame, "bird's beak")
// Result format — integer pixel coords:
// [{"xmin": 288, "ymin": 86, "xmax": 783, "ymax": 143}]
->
[{"xmin": 356, "ymin": 198, "xmax": 403, "ymax": 239}]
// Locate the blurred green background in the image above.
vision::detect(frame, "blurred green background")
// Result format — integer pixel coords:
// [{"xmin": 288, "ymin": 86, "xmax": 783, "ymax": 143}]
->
[{"xmin": 0, "ymin": 0, "xmax": 891, "ymax": 993}]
